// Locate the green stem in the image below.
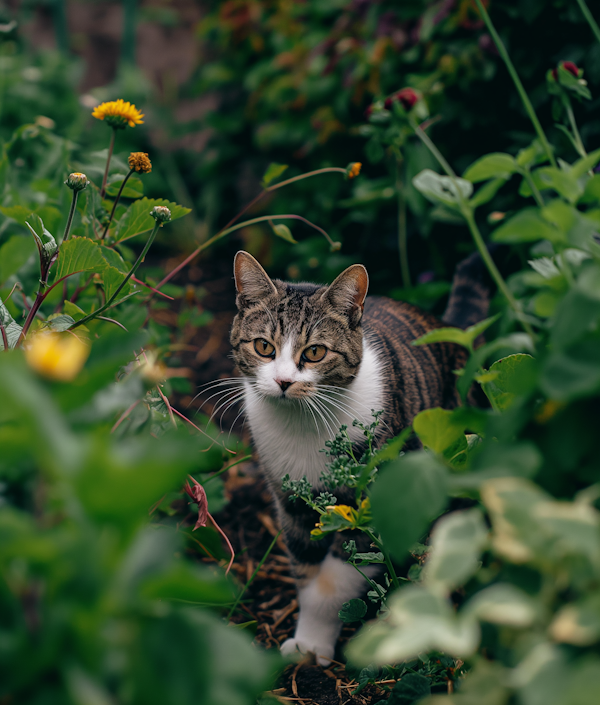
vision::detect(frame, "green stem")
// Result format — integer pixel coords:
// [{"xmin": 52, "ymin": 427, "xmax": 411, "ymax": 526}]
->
[
  {"xmin": 100, "ymin": 129, "xmax": 116, "ymax": 199},
  {"xmin": 575, "ymin": 0, "xmax": 600, "ymax": 44},
  {"xmin": 412, "ymin": 121, "xmax": 535, "ymax": 340},
  {"xmin": 102, "ymin": 169, "xmax": 133, "ymax": 239},
  {"xmin": 396, "ymin": 157, "xmax": 411, "ymax": 288},
  {"xmin": 473, "ymin": 0, "xmax": 556, "ymax": 168},
  {"xmin": 226, "ymin": 530, "xmax": 282, "ymax": 621},
  {"xmin": 203, "ymin": 455, "xmax": 253, "ymax": 485},
  {"xmin": 62, "ymin": 190, "xmax": 79, "ymax": 243},
  {"xmin": 364, "ymin": 529, "xmax": 400, "ymax": 590},
  {"xmin": 522, "ymin": 168, "xmax": 546, "ymax": 208},
  {"xmin": 563, "ymin": 96, "xmax": 587, "ymax": 158},
  {"xmin": 70, "ymin": 222, "xmax": 160, "ymax": 329},
  {"xmin": 463, "ymin": 209, "xmax": 535, "ymax": 338}
]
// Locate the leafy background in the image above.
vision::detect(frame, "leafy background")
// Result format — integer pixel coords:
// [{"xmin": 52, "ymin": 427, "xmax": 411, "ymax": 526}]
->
[{"xmin": 2, "ymin": 1, "xmax": 600, "ymax": 704}]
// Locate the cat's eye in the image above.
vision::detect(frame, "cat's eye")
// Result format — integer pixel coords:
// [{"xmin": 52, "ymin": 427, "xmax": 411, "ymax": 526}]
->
[
  {"xmin": 302, "ymin": 345, "xmax": 327, "ymax": 363},
  {"xmin": 254, "ymin": 338, "xmax": 276, "ymax": 358}
]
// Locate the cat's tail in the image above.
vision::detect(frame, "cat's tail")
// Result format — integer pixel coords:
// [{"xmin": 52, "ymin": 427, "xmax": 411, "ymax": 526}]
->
[{"xmin": 442, "ymin": 246, "xmax": 503, "ymax": 329}]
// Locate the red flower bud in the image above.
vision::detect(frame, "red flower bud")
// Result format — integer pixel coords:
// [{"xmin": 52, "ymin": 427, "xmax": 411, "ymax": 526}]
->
[
  {"xmin": 562, "ymin": 61, "xmax": 579, "ymax": 77},
  {"xmin": 384, "ymin": 87, "xmax": 419, "ymax": 111},
  {"xmin": 184, "ymin": 476, "xmax": 209, "ymax": 530}
]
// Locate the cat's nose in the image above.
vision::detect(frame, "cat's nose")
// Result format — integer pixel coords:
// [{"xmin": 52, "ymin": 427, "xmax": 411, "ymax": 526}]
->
[{"xmin": 277, "ymin": 379, "xmax": 294, "ymax": 392}]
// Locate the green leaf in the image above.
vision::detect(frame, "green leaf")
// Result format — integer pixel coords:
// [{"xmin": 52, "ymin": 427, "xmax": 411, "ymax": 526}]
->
[
  {"xmin": 45, "ymin": 314, "xmax": 76, "ymax": 332},
  {"xmin": 140, "ymin": 563, "xmax": 234, "ymax": 604},
  {"xmin": 99, "ymin": 245, "xmax": 129, "ymax": 273},
  {"xmin": 102, "ymin": 265, "xmax": 129, "ymax": 300},
  {"xmin": 463, "ymin": 153, "xmax": 517, "ymax": 182},
  {"xmin": 54, "ymin": 237, "xmax": 108, "ymax": 281},
  {"xmin": 106, "ymin": 174, "xmax": 144, "ymax": 199},
  {"xmin": 62, "ymin": 301, "xmax": 87, "ymax": 321},
  {"xmin": 0, "ymin": 205, "xmax": 33, "ymax": 225},
  {"xmin": 369, "ymin": 451, "xmax": 448, "ymax": 561},
  {"xmin": 422, "ymin": 509, "xmax": 488, "ymax": 594},
  {"xmin": 491, "ymin": 208, "xmax": 565, "ymax": 244},
  {"xmin": 347, "ymin": 585, "xmax": 479, "ymax": 664},
  {"xmin": 26, "ymin": 214, "xmax": 58, "ymax": 276},
  {"xmin": 338, "ymin": 598, "xmax": 367, "ymax": 623},
  {"xmin": 469, "ymin": 178, "xmax": 507, "ymax": 208},
  {"xmin": 571, "ymin": 148, "xmax": 600, "ymax": 180},
  {"xmin": 261, "ymin": 162, "xmax": 288, "ymax": 187},
  {"xmin": 0, "ymin": 235, "xmax": 35, "ymax": 284},
  {"xmin": 464, "ymin": 584, "xmax": 537, "ymax": 627},
  {"xmin": 412, "ymin": 169, "xmax": 473, "ymax": 209},
  {"xmin": 413, "ymin": 408, "xmax": 467, "ymax": 456},
  {"xmin": 412, "ymin": 314, "xmax": 500, "ymax": 352},
  {"xmin": 388, "ymin": 673, "xmax": 431, "ymax": 705},
  {"xmin": 537, "ymin": 167, "xmax": 583, "ymax": 204},
  {"xmin": 482, "ymin": 354, "xmax": 537, "ymax": 411},
  {"xmin": 0, "ymin": 296, "xmax": 22, "ymax": 349},
  {"xmin": 271, "ymin": 222, "xmax": 297, "ymax": 244},
  {"xmin": 114, "ymin": 198, "xmax": 191, "ymax": 242}
]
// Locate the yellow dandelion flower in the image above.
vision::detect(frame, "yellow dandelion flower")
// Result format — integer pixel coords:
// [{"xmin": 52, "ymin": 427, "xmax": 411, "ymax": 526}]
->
[
  {"xmin": 92, "ymin": 99, "xmax": 144, "ymax": 129},
  {"xmin": 128, "ymin": 152, "xmax": 152, "ymax": 173},
  {"xmin": 347, "ymin": 162, "xmax": 362, "ymax": 179},
  {"xmin": 25, "ymin": 332, "xmax": 90, "ymax": 382}
]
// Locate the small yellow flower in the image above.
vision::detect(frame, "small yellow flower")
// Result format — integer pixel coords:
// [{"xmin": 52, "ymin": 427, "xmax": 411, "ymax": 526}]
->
[
  {"xmin": 535, "ymin": 399, "xmax": 566, "ymax": 424},
  {"xmin": 128, "ymin": 152, "xmax": 152, "ymax": 174},
  {"xmin": 92, "ymin": 99, "xmax": 144, "ymax": 129},
  {"xmin": 25, "ymin": 332, "xmax": 90, "ymax": 382},
  {"xmin": 331, "ymin": 505, "xmax": 355, "ymax": 522},
  {"xmin": 347, "ymin": 162, "xmax": 362, "ymax": 179}
]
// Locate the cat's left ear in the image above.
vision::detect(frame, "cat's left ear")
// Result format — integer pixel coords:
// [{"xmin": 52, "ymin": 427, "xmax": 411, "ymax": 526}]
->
[{"xmin": 323, "ymin": 264, "xmax": 369, "ymax": 328}]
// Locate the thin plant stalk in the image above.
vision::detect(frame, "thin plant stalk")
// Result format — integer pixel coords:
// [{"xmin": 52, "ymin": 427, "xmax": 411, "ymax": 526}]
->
[
  {"xmin": 100, "ymin": 128, "xmax": 116, "ymax": 199},
  {"xmin": 71, "ymin": 221, "xmax": 160, "ymax": 329},
  {"xmin": 562, "ymin": 95, "xmax": 587, "ymax": 157},
  {"xmin": 153, "ymin": 213, "xmax": 336, "ymax": 293},
  {"xmin": 102, "ymin": 168, "xmax": 133, "ymax": 239},
  {"xmin": 156, "ymin": 167, "xmax": 350, "ymax": 292},
  {"xmin": 226, "ymin": 530, "xmax": 282, "ymax": 621},
  {"xmin": 364, "ymin": 528, "xmax": 400, "ymax": 590},
  {"xmin": 396, "ymin": 157, "xmax": 411, "ymax": 288},
  {"xmin": 474, "ymin": 0, "xmax": 556, "ymax": 168},
  {"xmin": 411, "ymin": 121, "xmax": 535, "ymax": 339},
  {"xmin": 522, "ymin": 169, "xmax": 546, "ymax": 208},
  {"xmin": 62, "ymin": 190, "xmax": 79, "ymax": 244},
  {"xmin": 575, "ymin": 0, "xmax": 600, "ymax": 45}
]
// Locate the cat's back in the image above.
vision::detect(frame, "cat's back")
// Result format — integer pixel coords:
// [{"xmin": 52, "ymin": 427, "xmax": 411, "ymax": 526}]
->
[{"xmin": 362, "ymin": 295, "xmax": 467, "ymax": 435}]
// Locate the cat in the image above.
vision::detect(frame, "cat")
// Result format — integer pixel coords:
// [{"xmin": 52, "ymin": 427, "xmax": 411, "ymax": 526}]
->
[{"xmin": 228, "ymin": 249, "xmax": 492, "ymax": 664}]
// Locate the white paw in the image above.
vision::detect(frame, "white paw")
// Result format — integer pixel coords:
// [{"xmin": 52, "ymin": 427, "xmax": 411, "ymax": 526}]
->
[{"xmin": 280, "ymin": 637, "xmax": 334, "ymax": 666}]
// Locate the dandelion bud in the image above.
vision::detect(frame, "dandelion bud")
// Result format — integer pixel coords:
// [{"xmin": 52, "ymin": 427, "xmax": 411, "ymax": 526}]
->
[
  {"xmin": 65, "ymin": 172, "xmax": 90, "ymax": 191},
  {"xmin": 150, "ymin": 206, "xmax": 171, "ymax": 224},
  {"xmin": 330, "ymin": 241, "xmax": 342, "ymax": 252},
  {"xmin": 346, "ymin": 162, "xmax": 362, "ymax": 179},
  {"xmin": 128, "ymin": 152, "xmax": 152, "ymax": 174}
]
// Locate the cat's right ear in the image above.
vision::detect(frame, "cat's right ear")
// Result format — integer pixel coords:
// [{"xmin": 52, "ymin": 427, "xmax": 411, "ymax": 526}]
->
[{"xmin": 233, "ymin": 251, "xmax": 277, "ymax": 307}]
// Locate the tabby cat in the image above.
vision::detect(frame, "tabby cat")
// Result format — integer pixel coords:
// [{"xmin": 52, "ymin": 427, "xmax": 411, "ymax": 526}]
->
[{"xmin": 228, "ymin": 250, "xmax": 491, "ymax": 664}]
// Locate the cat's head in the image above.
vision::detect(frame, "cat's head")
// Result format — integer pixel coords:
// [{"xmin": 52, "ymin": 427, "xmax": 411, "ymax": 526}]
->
[{"xmin": 230, "ymin": 251, "xmax": 368, "ymax": 400}]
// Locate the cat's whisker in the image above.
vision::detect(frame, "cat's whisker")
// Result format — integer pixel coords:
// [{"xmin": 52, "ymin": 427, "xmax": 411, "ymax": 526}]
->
[
  {"xmin": 305, "ymin": 396, "xmax": 331, "ymax": 437},
  {"xmin": 313, "ymin": 390, "xmax": 370, "ymax": 418},
  {"xmin": 194, "ymin": 385, "xmax": 245, "ymax": 416},
  {"xmin": 207, "ymin": 390, "xmax": 246, "ymax": 426},
  {"xmin": 228, "ymin": 404, "xmax": 248, "ymax": 439},
  {"xmin": 190, "ymin": 378, "xmax": 244, "ymax": 405},
  {"xmin": 300, "ymin": 397, "xmax": 320, "ymax": 435},
  {"xmin": 217, "ymin": 395, "xmax": 246, "ymax": 429},
  {"xmin": 308, "ymin": 395, "xmax": 336, "ymax": 438}
]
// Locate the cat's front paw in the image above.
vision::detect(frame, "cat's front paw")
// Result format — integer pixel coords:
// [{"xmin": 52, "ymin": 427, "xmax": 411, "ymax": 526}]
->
[{"xmin": 280, "ymin": 637, "xmax": 334, "ymax": 666}]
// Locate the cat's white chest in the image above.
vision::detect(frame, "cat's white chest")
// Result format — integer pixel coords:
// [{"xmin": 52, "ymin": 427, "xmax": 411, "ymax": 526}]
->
[{"xmin": 244, "ymin": 342, "xmax": 385, "ymax": 485}]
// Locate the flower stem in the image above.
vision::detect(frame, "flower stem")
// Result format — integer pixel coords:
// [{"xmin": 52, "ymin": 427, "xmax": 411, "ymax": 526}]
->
[
  {"xmin": 522, "ymin": 168, "xmax": 545, "ymax": 208},
  {"xmin": 576, "ymin": 0, "xmax": 600, "ymax": 44},
  {"xmin": 364, "ymin": 529, "xmax": 400, "ymax": 590},
  {"xmin": 0, "ymin": 320, "xmax": 8, "ymax": 351},
  {"xmin": 102, "ymin": 168, "xmax": 133, "ymax": 239},
  {"xmin": 396, "ymin": 157, "xmax": 411, "ymax": 288},
  {"xmin": 62, "ymin": 190, "xmax": 79, "ymax": 244},
  {"xmin": 156, "ymin": 167, "xmax": 350, "ymax": 292},
  {"xmin": 474, "ymin": 0, "xmax": 556, "ymax": 168},
  {"xmin": 70, "ymin": 221, "xmax": 160, "ymax": 329},
  {"xmin": 411, "ymin": 120, "xmax": 535, "ymax": 340},
  {"xmin": 563, "ymin": 95, "xmax": 587, "ymax": 158},
  {"xmin": 100, "ymin": 128, "xmax": 116, "ymax": 199}
]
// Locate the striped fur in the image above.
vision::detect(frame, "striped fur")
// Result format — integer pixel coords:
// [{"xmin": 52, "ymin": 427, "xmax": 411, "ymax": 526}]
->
[{"xmin": 228, "ymin": 251, "xmax": 488, "ymax": 663}]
